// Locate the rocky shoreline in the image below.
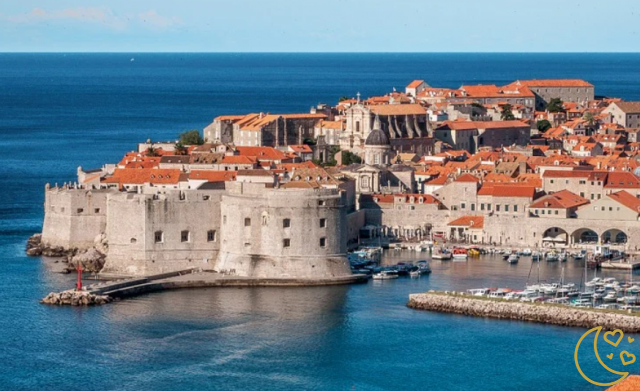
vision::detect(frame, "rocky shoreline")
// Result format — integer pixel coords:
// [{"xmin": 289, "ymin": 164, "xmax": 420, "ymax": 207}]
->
[
  {"xmin": 408, "ymin": 291, "xmax": 640, "ymax": 333},
  {"xmin": 41, "ymin": 291, "xmax": 113, "ymax": 306},
  {"xmin": 25, "ymin": 233, "xmax": 107, "ymax": 273}
]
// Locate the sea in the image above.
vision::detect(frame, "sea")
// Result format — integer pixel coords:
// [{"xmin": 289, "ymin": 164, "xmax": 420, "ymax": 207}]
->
[{"xmin": 1, "ymin": 53, "xmax": 640, "ymax": 391}]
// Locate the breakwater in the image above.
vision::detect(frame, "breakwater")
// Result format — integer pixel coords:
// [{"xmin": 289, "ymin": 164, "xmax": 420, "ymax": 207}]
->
[{"xmin": 407, "ymin": 291, "xmax": 640, "ymax": 333}]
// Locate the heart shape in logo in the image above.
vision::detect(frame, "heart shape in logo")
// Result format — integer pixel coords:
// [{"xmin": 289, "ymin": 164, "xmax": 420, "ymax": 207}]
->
[
  {"xmin": 629, "ymin": 337, "xmax": 635, "ymax": 343},
  {"xmin": 607, "ymin": 353, "xmax": 614, "ymax": 359},
  {"xmin": 621, "ymin": 351, "xmax": 636, "ymax": 366},
  {"xmin": 604, "ymin": 330, "xmax": 624, "ymax": 347}
]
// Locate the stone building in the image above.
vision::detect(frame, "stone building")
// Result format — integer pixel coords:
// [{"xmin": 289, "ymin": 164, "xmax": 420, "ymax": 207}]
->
[
  {"xmin": 363, "ymin": 115, "xmax": 391, "ymax": 165},
  {"xmin": 504, "ymin": 79, "xmax": 595, "ymax": 110},
  {"xmin": 434, "ymin": 121, "xmax": 531, "ymax": 154},
  {"xmin": 603, "ymin": 102, "xmax": 640, "ymax": 128}
]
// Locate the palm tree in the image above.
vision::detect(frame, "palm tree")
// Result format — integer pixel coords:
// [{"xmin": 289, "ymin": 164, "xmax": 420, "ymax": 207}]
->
[
  {"xmin": 145, "ymin": 146, "xmax": 160, "ymax": 157},
  {"xmin": 174, "ymin": 142, "xmax": 187, "ymax": 156}
]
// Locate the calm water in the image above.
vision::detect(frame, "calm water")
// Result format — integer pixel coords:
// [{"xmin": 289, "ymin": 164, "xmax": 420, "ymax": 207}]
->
[{"xmin": 2, "ymin": 53, "xmax": 640, "ymax": 390}]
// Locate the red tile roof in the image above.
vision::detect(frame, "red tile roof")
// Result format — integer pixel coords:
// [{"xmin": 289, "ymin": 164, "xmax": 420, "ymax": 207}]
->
[
  {"xmin": 101, "ymin": 168, "xmax": 183, "ymax": 185},
  {"xmin": 235, "ymin": 147, "xmax": 287, "ymax": 161},
  {"xmin": 529, "ymin": 190, "xmax": 589, "ymax": 209},
  {"xmin": 605, "ymin": 172, "xmax": 640, "ymax": 188},
  {"xmin": 407, "ymin": 80, "xmax": 425, "ymax": 89},
  {"xmin": 369, "ymin": 104, "xmax": 426, "ymax": 116},
  {"xmin": 189, "ymin": 170, "xmax": 237, "ymax": 182},
  {"xmin": 448, "ymin": 215, "xmax": 484, "ymax": 229},
  {"xmin": 509, "ymin": 79, "xmax": 593, "ymax": 88},
  {"xmin": 439, "ymin": 120, "xmax": 530, "ymax": 131},
  {"xmin": 455, "ymin": 173, "xmax": 481, "ymax": 183},
  {"xmin": 608, "ymin": 190, "xmax": 640, "ymax": 212},
  {"xmin": 477, "ymin": 184, "xmax": 536, "ymax": 198}
]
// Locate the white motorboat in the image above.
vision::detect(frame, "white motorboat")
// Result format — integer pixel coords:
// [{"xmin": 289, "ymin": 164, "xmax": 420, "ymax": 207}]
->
[
  {"xmin": 507, "ymin": 254, "xmax": 519, "ymax": 264},
  {"xmin": 372, "ymin": 270, "xmax": 399, "ymax": 280},
  {"xmin": 467, "ymin": 288, "xmax": 490, "ymax": 296}
]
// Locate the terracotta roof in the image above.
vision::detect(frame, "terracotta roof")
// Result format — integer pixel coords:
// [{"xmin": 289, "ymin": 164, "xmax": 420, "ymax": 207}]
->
[
  {"xmin": 235, "ymin": 147, "xmax": 287, "ymax": 161},
  {"xmin": 477, "ymin": 185, "xmax": 535, "ymax": 198},
  {"xmin": 220, "ymin": 155, "xmax": 257, "ymax": 165},
  {"xmin": 214, "ymin": 115, "xmax": 246, "ymax": 122},
  {"xmin": 364, "ymin": 193, "xmax": 440, "ymax": 205},
  {"xmin": 438, "ymin": 120, "xmax": 529, "ymax": 131},
  {"xmin": 611, "ymin": 101, "xmax": 640, "ymax": 114},
  {"xmin": 289, "ymin": 144, "xmax": 313, "ymax": 153},
  {"xmin": 608, "ymin": 190, "xmax": 640, "ymax": 212},
  {"xmin": 369, "ymin": 104, "xmax": 426, "ymax": 116},
  {"xmin": 529, "ymin": 190, "xmax": 589, "ymax": 209},
  {"xmin": 276, "ymin": 161, "xmax": 318, "ymax": 171},
  {"xmin": 237, "ymin": 169, "xmax": 277, "ymax": 177},
  {"xmin": 407, "ymin": 80, "xmax": 425, "ymax": 89},
  {"xmin": 509, "ymin": 79, "xmax": 593, "ymax": 88},
  {"xmin": 542, "ymin": 170, "xmax": 607, "ymax": 181},
  {"xmin": 101, "ymin": 168, "xmax": 182, "ymax": 185},
  {"xmin": 189, "ymin": 170, "xmax": 237, "ymax": 182},
  {"xmin": 459, "ymin": 84, "xmax": 534, "ymax": 98},
  {"xmin": 448, "ymin": 215, "xmax": 484, "ymax": 229},
  {"xmin": 318, "ymin": 120, "xmax": 345, "ymax": 130},
  {"xmin": 281, "ymin": 113, "xmax": 327, "ymax": 119},
  {"xmin": 605, "ymin": 172, "xmax": 640, "ymax": 188},
  {"xmin": 455, "ymin": 173, "xmax": 481, "ymax": 183}
]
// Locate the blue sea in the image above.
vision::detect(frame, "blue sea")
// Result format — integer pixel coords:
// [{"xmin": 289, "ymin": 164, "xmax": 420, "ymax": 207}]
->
[{"xmin": 2, "ymin": 53, "xmax": 640, "ymax": 391}]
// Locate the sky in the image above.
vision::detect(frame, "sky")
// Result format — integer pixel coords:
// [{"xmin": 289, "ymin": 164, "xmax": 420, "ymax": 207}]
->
[{"xmin": 1, "ymin": 1, "xmax": 640, "ymax": 52}]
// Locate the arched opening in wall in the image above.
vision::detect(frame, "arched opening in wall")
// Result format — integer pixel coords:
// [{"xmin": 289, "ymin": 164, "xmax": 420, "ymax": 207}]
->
[
  {"xmin": 571, "ymin": 228, "xmax": 598, "ymax": 245},
  {"xmin": 130, "ymin": 238, "xmax": 137, "ymax": 244},
  {"xmin": 602, "ymin": 229, "xmax": 628, "ymax": 245},
  {"xmin": 542, "ymin": 227, "xmax": 568, "ymax": 246},
  {"xmin": 154, "ymin": 231, "xmax": 163, "ymax": 243}
]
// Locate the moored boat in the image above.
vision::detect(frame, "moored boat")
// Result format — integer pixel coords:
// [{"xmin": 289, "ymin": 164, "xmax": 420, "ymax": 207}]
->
[{"xmin": 453, "ymin": 248, "xmax": 468, "ymax": 260}]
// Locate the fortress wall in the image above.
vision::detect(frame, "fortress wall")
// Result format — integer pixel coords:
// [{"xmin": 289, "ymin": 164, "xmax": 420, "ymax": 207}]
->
[
  {"xmin": 216, "ymin": 182, "xmax": 352, "ymax": 278},
  {"xmin": 41, "ymin": 186, "xmax": 110, "ymax": 249},
  {"xmin": 102, "ymin": 191, "xmax": 222, "ymax": 276}
]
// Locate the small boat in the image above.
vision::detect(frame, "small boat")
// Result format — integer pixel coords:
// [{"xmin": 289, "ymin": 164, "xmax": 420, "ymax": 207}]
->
[
  {"xmin": 432, "ymin": 248, "xmax": 452, "ymax": 261},
  {"xmin": 571, "ymin": 299, "xmax": 593, "ymax": 308},
  {"xmin": 507, "ymin": 254, "xmax": 519, "ymax": 264},
  {"xmin": 546, "ymin": 251, "xmax": 559, "ymax": 262},
  {"xmin": 453, "ymin": 248, "xmax": 468, "ymax": 260},
  {"xmin": 467, "ymin": 288, "xmax": 490, "ymax": 296},
  {"xmin": 531, "ymin": 251, "xmax": 542, "ymax": 262},
  {"xmin": 372, "ymin": 270, "xmax": 399, "ymax": 280},
  {"xmin": 520, "ymin": 248, "xmax": 533, "ymax": 256}
]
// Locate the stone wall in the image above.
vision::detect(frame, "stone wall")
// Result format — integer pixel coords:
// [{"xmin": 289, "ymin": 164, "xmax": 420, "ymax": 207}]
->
[
  {"xmin": 41, "ymin": 185, "xmax": 111, "ymax": 249},
  {"xmin": 101, "ymin": 190, "xmax": 222, "ymax": 276},
  {"xmin": 408, "ymin": 292, "xmax": 640, "ymax": 332},
  {"xmin": 216, "ymin": 182, "xmax": 352, "ymax": 279}
]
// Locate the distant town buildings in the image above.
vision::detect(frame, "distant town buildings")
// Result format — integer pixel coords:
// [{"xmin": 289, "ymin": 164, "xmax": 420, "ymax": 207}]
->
[{"xmin": 39, "ymin": 77, "xmax": 640, "ymax": 278}]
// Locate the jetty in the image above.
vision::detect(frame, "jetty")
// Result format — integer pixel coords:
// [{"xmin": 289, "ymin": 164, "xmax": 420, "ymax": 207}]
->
[
  {"xmin": 41, "ymin": 269, "xmax": 368, "ymax": 306},
  {"xmin": 407, "ymin": 291, "xmax": 640, "ymax": 333}
]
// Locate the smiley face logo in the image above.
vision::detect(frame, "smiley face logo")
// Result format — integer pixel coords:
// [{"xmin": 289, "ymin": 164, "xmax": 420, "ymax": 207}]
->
[{"xmin": 574, "ymin": 326, "xmax": 631, "ymax": 387}]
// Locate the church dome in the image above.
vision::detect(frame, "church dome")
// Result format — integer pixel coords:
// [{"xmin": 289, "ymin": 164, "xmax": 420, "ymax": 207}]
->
[{"xmin": 365, "ymin": 115, "xmax": 390, "ymax": 146}]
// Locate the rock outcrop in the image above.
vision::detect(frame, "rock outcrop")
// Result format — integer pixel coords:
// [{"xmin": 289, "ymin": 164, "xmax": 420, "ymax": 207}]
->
[
  {"xmin": 26, "ymin": 233, "xmax": 108, "ymax": 274},
  {"xmin": 41, "ymin": 291, "xmax": 113, "ymax": 306},
  {"xmin": 408, "ymin": 292, "xmax": 640, "ymax": 333}
]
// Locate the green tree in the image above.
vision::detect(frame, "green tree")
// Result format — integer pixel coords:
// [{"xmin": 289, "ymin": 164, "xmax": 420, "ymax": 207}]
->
[
  {"xmin": 303, "ymin": 137, "xmax": 317, "ymax": 146},
  {"xmin": 174, "ymin": 142, "xmax": 188, "ymax": 156},
  {"xmin": 179, "ymin": 130, "xmax": 204, "ymax": 145},
  {"xmin": 583, "ymin": 111, "xmax": 596, "ymax": 126},
  {"xmin": 342, "ymin": 151, "xmax": 362, "ymax": 165},
  {"xmin": 501, "ymin": 104, "xmax": 516, "ymax": 121},
  {"xmin": 338, "ymin": 96, "xmax": 350, "ymax": 102},
  {"xmin": 145, "ymin": 146, "xmax": 160, "ymax": 157},
  {"xmin": 546, "ymin": 98, "xmax": 565, "ymax": 113},
  {"xmin": 537, "ymin": 119, "xmax": 552, "ymax": 132}
]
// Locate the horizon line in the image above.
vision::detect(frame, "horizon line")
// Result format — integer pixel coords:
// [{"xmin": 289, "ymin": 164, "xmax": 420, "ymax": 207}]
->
[{"xmin": 2, "ymin": 51, "xmax": 640, "ymax": 54}]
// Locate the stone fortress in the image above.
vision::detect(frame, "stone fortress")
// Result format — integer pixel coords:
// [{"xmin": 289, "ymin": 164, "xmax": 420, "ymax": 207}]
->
[{"xmin": 41, "ymin": 181, "xmax": 353, "ymax": 280}]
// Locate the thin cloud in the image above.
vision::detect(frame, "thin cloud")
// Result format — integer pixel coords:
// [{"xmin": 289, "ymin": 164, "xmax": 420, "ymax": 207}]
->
[{"xmin": 3, "ymin": 7, "xmax": 182, "ymax": 31}]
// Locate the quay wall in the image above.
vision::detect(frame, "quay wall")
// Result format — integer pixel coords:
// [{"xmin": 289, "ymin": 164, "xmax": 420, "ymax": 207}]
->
[{"xmin": 408, "ymin": 292, "xmax": 640, "ymax": 333}]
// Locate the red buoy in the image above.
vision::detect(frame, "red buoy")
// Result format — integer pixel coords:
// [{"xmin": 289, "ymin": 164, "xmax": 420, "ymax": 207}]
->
[{"xmin": 76, "ymin": 264, "xmax": 83, "ymax": 291}]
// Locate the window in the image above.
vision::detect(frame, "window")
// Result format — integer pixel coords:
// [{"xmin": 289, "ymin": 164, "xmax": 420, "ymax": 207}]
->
[
  {"xmin": 534, "ymin": 209, "xmax": 538, "ymax": 214},
  {"xmin": 283, "ymin": 238, "xmax": 291, "ymax": 248},
  {"xmin": 244, "ymin": 218, "xmax": 251, "ymax": 227},
  {"xmin": 461, "ymin": 203, "xmax": 466, "ymax": 210},
  {"xmin": 320, "ymin": 237, "xmax": 326, "ymax": 247},
  {"xmin": 496, "ymin": 204, "xmax": 501, "ymax": 212},
  {"xmin": 318, "ymin": 200, "xmax": 326, "ymax": 206},
  {"xmin": 181, "ymin": 230, "xmax": 190, "ymax": 242},
  {"xmin": 320, "ymin": 218, "xmax": 326, "ymax": 228},
  {"xmin": 580, "ymin": 192, "xmax": 585, "ymax": 198},
  {"xmin": 77, "ymin": 208, "xmax": 84, "ymax": 214},
  {"xmin": 283, "ymin": 218, "xmax": 291, "ymax": 228},
  {"xmin": 609, "ymin": 207, "xmax": 613, "ymax": 212},
  {"xmin": 154, "ymin": 231, "xmax": 163, "ymax": 243},
  {"xmin": 471, "ymin": 204, "xmax": 475, "ymax": 211},
  {"xmin": 514, "ymin": 205, "xmax": 518, "ymax": 212},
  {"xmin": 550, "ymin": 180, "xmax": 554, "ymax": 184},
  {"xmin": 130, "ymin": 238, "xmax": 137, "ymax": 244},
  {"xmin": 480, "ymin": 204, "xmax": 485, "ymax": 211},
  {"xmin": 579, "ymin": 180, "xmax": 586, "ymax": 185},
  {"xmin": 207, "ymin": 230, "xmax": 217, "ymax": 242},
  {"xmin": 223, "ymin": 215, "xmax": 227, "ymax": 224},
  {"xmin": 541, "ymin": 210, "xmax": 545, "ymax": 215},
  {"xmin": 94, "ymin": 208, "xmax": 101, "ymax": 214},
  {"xmin": 565, "ymin": 180, "xmax": 569, "ymax": 184},
  {"xmin": 505, "ymin": 205, "xmax": 510, "ymax": 212}
]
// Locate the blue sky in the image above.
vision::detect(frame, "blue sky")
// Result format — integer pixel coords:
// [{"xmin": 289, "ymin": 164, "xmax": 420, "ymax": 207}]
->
[{"xmin": 1, "ymin": 1, "xmax": 640, "ymax": 52}]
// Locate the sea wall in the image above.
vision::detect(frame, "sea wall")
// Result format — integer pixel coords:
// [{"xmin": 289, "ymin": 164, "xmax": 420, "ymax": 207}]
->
[{"xmin": 408, "ymin": 292, "xmax": 640, "ymax": 333}]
